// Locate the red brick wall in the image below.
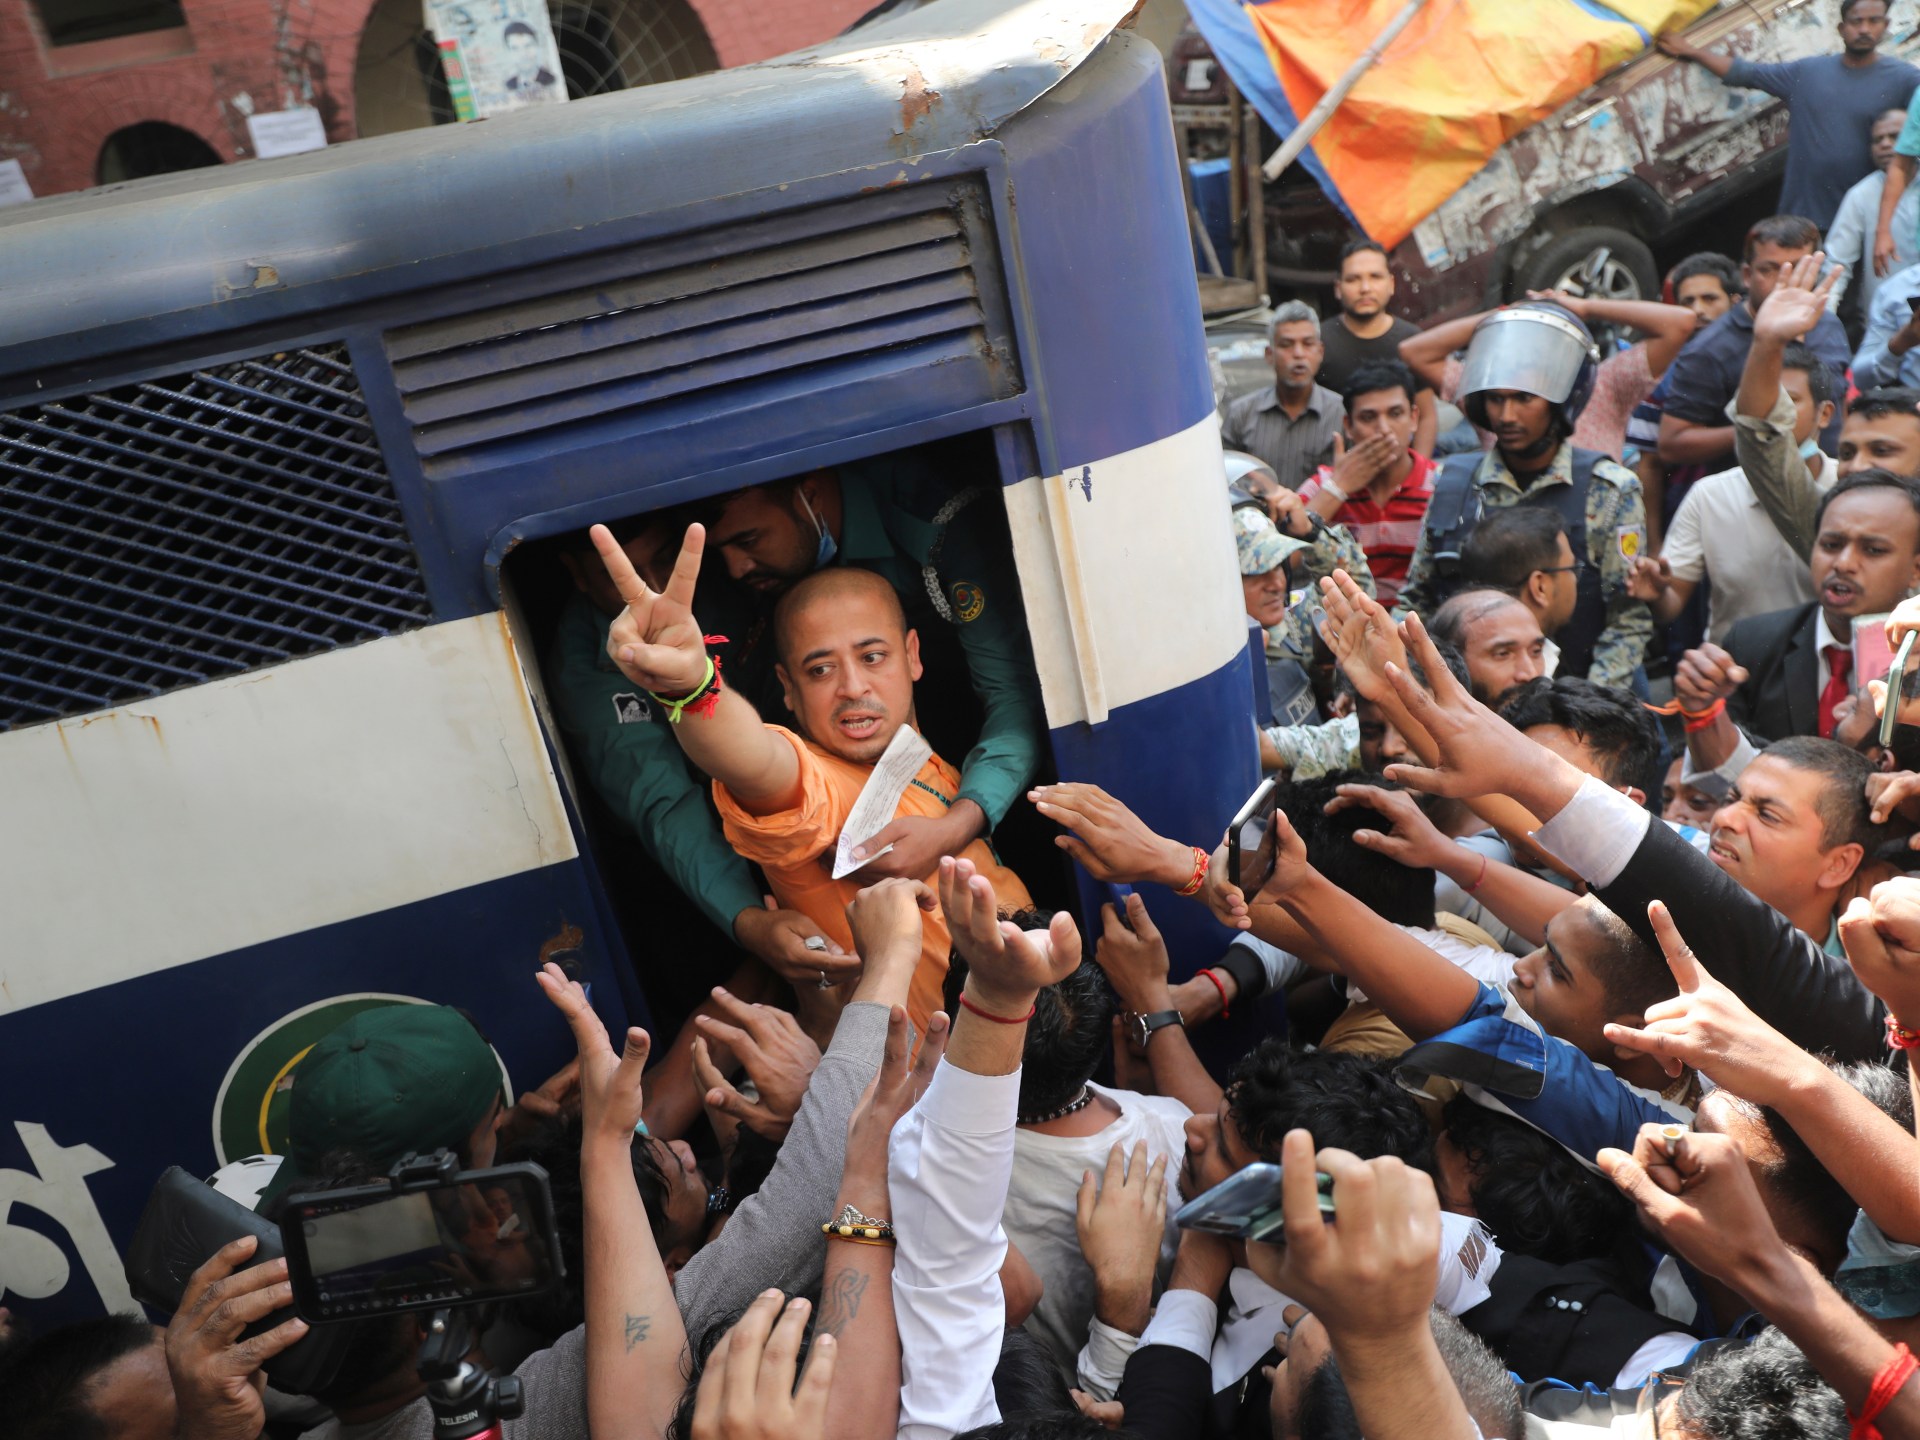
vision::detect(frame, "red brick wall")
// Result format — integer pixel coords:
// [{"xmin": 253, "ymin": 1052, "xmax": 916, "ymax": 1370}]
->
[{"xmin": 0, "ymin": 0, "xmax": 870, "ymax": 198}]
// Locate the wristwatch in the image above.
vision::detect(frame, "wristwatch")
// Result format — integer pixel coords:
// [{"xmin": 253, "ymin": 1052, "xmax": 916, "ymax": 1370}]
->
[{"xmin": 1126, "ymin": 1009, "xmax": 1185, "ymax": 1049}]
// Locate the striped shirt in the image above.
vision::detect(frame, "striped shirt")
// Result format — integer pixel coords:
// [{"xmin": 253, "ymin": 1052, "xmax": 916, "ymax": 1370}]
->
[
  {"xmin": 1298, "ymin": 451, "xmax": 1435, "ymax": 607},
  {"xmin": 1220, "ymin": 383, "xmax": 1343, "ymax": 490}
]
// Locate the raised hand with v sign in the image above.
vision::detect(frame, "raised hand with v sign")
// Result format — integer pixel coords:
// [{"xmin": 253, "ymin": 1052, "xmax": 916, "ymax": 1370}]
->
[
  {"xmin": 591, "ymin": 520, "xmax": 710, "ymax": 696},
  {"xmin": 1600, "ymin": 901, "xmax": 1815, "ymax": 1108}
]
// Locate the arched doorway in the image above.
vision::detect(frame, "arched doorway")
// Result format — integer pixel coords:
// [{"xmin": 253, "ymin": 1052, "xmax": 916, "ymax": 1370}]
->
[
  {"xmin": 352, "ymin": 0, "xmax": 718, "ymax": 139},
  {"xmin": 95, "ymin": 122, "xmax": 222, "ymax": 186}
]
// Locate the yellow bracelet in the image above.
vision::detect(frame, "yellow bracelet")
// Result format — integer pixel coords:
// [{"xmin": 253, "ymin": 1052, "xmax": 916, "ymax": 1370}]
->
[{"xmin": 822, "ymin": 1222, "xmax": 896, "ymax": 1245}]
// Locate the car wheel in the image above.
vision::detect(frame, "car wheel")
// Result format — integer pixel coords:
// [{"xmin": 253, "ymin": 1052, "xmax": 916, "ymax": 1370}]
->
[{"xmin": 1511, "ymin": 225, "xmax": 1658, "ymax": 307}]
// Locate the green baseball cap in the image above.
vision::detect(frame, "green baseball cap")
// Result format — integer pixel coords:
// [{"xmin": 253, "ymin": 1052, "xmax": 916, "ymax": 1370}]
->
[{"xmin": 284, "ymin": 1004, "xmax": 504, "ymax": 1184}]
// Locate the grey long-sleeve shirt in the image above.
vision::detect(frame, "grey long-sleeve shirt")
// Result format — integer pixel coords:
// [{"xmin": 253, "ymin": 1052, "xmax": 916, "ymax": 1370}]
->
[{"xmin": 673, "ymin": 999, "xmax": 890, "ymax": 1348}]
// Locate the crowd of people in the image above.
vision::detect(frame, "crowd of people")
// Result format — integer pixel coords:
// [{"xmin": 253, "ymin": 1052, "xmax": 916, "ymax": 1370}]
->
[{"xmin": 20, "ymin": 4, "xmax": 1920, "ymax": 1439}]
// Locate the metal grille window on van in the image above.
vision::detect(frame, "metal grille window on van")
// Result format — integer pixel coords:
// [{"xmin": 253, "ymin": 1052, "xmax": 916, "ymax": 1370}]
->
[
  {"xmin": 0, "ymin": 344, "xmax": 433, "ymax": 730},
  {"xmin": 384, "ymin": 178, "xmax": 1023, "ymax": 474}
]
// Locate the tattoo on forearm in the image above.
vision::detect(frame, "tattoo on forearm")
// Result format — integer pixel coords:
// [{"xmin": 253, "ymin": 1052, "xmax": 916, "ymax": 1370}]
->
[
  {"xmin": 624, "ymin": 1314, "xmax": 651, "ymax": 1351},
  {"xmin": 817, "ymin": 1270, "xmax": 869, "ymax": 1337}
]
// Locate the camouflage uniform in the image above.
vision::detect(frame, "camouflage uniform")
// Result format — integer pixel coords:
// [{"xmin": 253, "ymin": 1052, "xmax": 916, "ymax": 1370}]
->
[
  {"xmin": 1396, "ymin": 444, "xmax": 1650, "ymax": 691},
  {"xmin": 1265, "ymin": 518, "xmax": 1376, "ymax": 676},
  {"xmin": 1263, "ymin": 711, "xmax": 1361, "ymax": 778}
]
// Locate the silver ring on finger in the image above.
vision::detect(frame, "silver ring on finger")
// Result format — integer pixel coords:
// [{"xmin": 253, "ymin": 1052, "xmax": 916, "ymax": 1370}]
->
[{"xmin": 817, "ymin": 970, "xmax": 832, "ymax": 990}]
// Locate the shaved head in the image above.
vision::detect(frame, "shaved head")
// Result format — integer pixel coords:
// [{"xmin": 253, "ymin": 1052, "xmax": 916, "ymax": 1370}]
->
[{"xmin": 773, "ymin": 567, "xmax": 908, "ymax": 670}]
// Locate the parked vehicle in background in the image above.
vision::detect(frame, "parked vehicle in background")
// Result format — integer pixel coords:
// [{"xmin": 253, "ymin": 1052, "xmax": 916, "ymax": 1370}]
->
[{"xmin": 1176, "ymin": 0, "xmax": 1920, "ymax": 326}]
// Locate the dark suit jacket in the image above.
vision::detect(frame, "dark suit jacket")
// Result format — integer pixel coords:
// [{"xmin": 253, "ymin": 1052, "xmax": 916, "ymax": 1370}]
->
[
  {"xmin": 1599, "ymin": 814, "xmax": 1883, "ymax": 1063},
  {"xmin": 1721, "ymin": 602, "xmax": 1820, "ymax": 742}
]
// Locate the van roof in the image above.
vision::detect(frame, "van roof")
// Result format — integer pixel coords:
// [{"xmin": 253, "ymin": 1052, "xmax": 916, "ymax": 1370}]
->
[{"xmin": 0, "ymin": 0, "xmax": 1136, "ymax": 353}]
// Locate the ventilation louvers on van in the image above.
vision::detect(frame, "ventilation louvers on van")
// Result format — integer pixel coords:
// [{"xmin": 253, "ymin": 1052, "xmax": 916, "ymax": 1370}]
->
[
  {"xmin": 0, "ymin": 345, "xmax": 434, "ymax": 730},
  {"xmin": 383, "ymin": 177, "xmax": 1024, "ymax": 477}
]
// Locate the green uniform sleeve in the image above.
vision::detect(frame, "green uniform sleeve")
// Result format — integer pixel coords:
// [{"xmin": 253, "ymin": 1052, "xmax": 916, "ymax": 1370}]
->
[
  {"xmin": 1585, "ymin": 463, "xmax": 1655, "ymax": 692},
  {"xmin": 1297, "ymin": 520, "xmax": 1376, "ymax": 596},
  {"xmin": 547, "ymin": 599, "xmax": 762, "ymax": 937},
  {"xmin": 1393, "ymin": 520, "xmax": 1440, "ymax": 622},
  {"xmin": 1729, "ymin": 388, "xmax": 1819, "ymax": 564},
  {"xmin": 935, "ymin": 517, "xmax": 1047, "ymax": 828}
]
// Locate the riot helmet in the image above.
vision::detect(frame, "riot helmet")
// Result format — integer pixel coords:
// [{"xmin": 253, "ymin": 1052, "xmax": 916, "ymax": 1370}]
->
[{"xmin": 1458, "ymin": 302, "xmax": 1600, "ymax": 436}]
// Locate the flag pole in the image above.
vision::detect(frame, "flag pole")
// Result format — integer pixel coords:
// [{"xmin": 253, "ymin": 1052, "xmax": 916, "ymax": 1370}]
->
[{"xmin": 1260, "ymin": 0, "xmax": 1430, "ymax": 182}]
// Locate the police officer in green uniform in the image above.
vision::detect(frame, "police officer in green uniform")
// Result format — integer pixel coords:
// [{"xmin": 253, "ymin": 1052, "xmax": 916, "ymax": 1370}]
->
[
  {"xmin": 547, "ymin": 515, "xmax": 852, "ymax": 988},
  {"xmin": 1396, "ymin": 303, "xmax": 1651, "ymax": 692},
  {"xmin": 701, "ymin": 456, "xmax": 1045, "ymax": 879}
]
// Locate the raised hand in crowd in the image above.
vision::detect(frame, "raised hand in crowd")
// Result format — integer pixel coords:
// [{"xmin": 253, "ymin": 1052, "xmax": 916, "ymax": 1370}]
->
[
  {"xmin": 1604, "ymin": 1124, "xmax": 1920, "ymax": 1438},
  {"xmin": 1672, "ymin": 642, "xmax": 1749, "ymax": 712},
  {"xmin": 1244, "ymin": 1129, "xmax": 1479, "ymax": 1440},
  {"xmin": 1075, "ymin": 1141, "xmax": 1170, "ymax": 1339},
  {"xmin": 690, "ymin": 1290, "xmax": 837, "ymax": 1440},
  {"xmin": 690, "ymin": 987, "xmax": 822, "ymax": 1144},
  {"xmin": 1598, "ymin": 1126, "xmax": 1798, "ymax": 1303},
  {"xmin": 1093, "ymin": 891, "xmax": 1174, "ymax": 1014},
  {"xmin": 1381, "ymin": 613, "xmax": 1584, "ymax": 819},
  {"xmin": 1840, "ymin": 876, "xmax": 1920, "ymax": 1032},
  {"xmin": 1326, "ymin": 783, "xmax": 1456, "ymax": 870},
  {"xmin": 1749, "ymin": 251, "xmax": 1838, "ymax": 347},
  {"xmin": 1616, "ymin": 902, "xmax": 1920, "ymax": 1248},
  {"xmin": 592, "ymin": 520, "xmax": 710, "ymax": 696},
  {"xmin": 536, "ymin": 960, "xmax": 689, "ymax": 1440},
  {"xmin": 1601, "ymin": 900, "xmax": 1798, "ymax": 1096},
  {"xmin": 164, "ymin": 1236, "xmax": 309, "ymax": 1440},
  {"xmin": 1869, "ymin": 772, "xmax": 1920, "ymax": 851},
  {"xmin": 819, "ymin": 1002, "xmax": 948, "ymax": 1440},
  {"xmin": 939, "ymin": 854, "xmax": 1080, "ymax": 1009},
  {"xmin": 1317, "ymin": 567, "xmax": 1411, "ymax": 708},
  {"xmin": 493, "ymin": 1055, "xmax": 582, "ymax": 1157}
]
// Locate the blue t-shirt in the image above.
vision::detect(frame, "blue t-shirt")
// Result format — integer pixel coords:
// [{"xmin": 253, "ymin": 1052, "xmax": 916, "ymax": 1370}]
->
[
  {"xmin": 1727, "ymin": 52, "xmax": 1920, "ymax": 230},
  {"xmin": 1395, "ymin": 981, "xmax": 1692, "ymax": 1168}
]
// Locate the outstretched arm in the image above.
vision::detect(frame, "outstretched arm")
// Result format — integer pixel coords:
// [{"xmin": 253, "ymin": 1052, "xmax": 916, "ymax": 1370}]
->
[
  {"xmin": 1252, "ymin": 807, "xmax": 1480, "ymax": 1040},
  {"xmin": 592, "ymin": 522, "xmax": 799, "ymax": 814},
  {"xmin": 536, "ymin": 964, "xmax": 689, "ymax": 1440},
  {"xmin": 1601, "ymin": 1126, "xmax": 1920, "ymax": 1439},
  {"xmin": 1607, "ymin": 903, "xmax": 1920, "ymax": 1245},
  {"xmin": 1880, "ymin": 155, "xmax": 1917, "ymax": 279},
  {"xmin": 1656, "ymin": 30, "xmax": 1736, "ymax": 79}
]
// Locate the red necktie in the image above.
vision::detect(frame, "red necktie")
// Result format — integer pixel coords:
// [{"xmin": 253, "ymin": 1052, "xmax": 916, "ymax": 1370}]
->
[{"xmin": 1819, "ymin": 644, "xmax": 1853, "ymax": 739}]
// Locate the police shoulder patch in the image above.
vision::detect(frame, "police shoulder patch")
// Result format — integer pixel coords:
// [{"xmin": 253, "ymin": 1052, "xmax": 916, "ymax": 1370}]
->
[
  {"xmin": 1615, "ymin": 525, "xmax": 1643, "ymax": 562},
  {"xmin": 611, "ymin": 692, "xmax": 651, "ymax": 724},
  {"xmin": 950, "ymin": 581, "xmax": 986, "ymax": 623}
]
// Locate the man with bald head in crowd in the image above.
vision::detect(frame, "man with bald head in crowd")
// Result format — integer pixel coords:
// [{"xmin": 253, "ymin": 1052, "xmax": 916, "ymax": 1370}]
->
[
  {"xmin": 1428, "ymin": 588, "xmax": 1552, "ymax": 702},
  {"xmin": 591, "ymin": 523, "xmax": 1031, "ymax": 1034}
]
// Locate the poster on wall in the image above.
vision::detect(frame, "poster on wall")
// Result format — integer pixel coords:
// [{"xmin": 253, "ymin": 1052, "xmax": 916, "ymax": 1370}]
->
[{"xmin": 423, "ymin": 0, "xmax": 568, "ymax": 120}]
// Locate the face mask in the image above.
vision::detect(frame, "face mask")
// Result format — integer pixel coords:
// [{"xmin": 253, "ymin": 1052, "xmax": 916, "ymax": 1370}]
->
[
  {"xmin": 798, "ymin": 490, "xmax": 838, "ymax": 570},
  {"xmin": 1799, "ymin": 437, "xmax": 1823, "ymax": 462}
]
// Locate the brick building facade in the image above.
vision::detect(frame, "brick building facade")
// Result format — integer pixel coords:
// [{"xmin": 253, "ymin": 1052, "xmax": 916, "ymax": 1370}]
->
[{"xmin": 0, "ymin": 0, "xmax": 873, "ymax": 198}]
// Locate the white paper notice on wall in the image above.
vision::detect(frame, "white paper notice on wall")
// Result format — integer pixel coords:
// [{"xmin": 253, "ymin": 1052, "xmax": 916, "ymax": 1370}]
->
[
  {"xmin": 246, "ymin": 108, "xmax": 328, "ymax": 159},
  {"xmin": 0, "ymin": 160, "xmax": 33, "ymax": 207}
]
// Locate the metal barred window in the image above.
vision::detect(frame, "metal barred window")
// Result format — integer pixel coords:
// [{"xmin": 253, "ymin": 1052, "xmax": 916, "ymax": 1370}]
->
[{"xmin": 0, "ymin": 344, "xmax": 433, "ymax": 730}]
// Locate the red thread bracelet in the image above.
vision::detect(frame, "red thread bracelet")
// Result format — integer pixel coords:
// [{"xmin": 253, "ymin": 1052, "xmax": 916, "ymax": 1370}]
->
[
  {"xmin": 1683, "ymin": 697, "xmax": 1727, "ymax": 734},
  {"xmin": 1849, "ymin": 1342, "xmax": 1916, "ymax": 1440},
  {"xmin": 958, "ymin": 992, "xmax": 1036, "ymax": 1025},
  {"xmin": 1174, "ymin": 846, "xmax": 1210, "ymax": 897},
  {"xmin": 1889, "ymin": 1016, "xmax": 1920, "ymax": 1052},
  {"xmin": 1197, "ymin": 968, "xmax": 1231, "ymax": 1019},
  {"xmin": 1463, "ymin": 851, "xmax": 1490, "ymax": 895}
]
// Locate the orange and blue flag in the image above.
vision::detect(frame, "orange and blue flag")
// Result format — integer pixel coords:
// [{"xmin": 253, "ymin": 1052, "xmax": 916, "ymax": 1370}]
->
[{"xmin": 1188, "ymin": 0, "xmax": 1716, "ymax": 248}]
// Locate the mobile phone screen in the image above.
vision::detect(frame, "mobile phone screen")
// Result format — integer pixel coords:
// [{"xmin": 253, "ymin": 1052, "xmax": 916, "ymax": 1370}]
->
[{"xmin": 1227, "ymin": 778, "xmax": 1280, "ymax": 895}]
